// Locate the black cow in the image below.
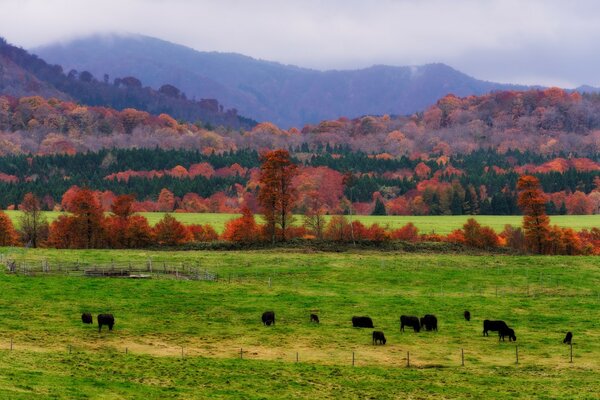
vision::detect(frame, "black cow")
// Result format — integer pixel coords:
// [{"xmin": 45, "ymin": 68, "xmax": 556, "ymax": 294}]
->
[
  {"xmin": 499, "ymin": 327, "xmax": 517, "ymax": 342},
  {"xmin": 563, "ymin": 331, "xmax": 573, "ymax": 344},
  {"xmin": 400, "ymin": 315, "xmax": 420, "ymax": 332},
  {"xmin": 262, "ymin": 311, "xmax": 275, "ymax": 326},
  {"xmin": 420, "ymin": 314, "xmax": 438, "ymax": 331},
  {"xmin": 310, "ymin": 314, "xmax": 320, "ymax": 324},
  {"xmin": 464, "ymin": 310, "xmax": 471, "ymax": 321},
  {"xmin": 352, "ymin": 316, "xmax": 374, "ymax": 328},
  {"xmin": 97, "ymin": 314, "xmax": 114, "ymax": 332},
  {"xmin": 372, "ymin": 331, "xmax": 386, "ymax": 345},
  {"xmin": 483, "ymin": 320, "xmax": 509, "ymax": 336},
  {"xmin": 81, "ymin": 313, "xmax": 93, "ymax": 324}
]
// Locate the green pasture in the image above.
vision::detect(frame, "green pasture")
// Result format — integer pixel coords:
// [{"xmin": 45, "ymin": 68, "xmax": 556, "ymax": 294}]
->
[
  {"xmin": 0, "ymin": 248, "xmax": 598, "ymax": 398},
  {"xmin": 4, "ymin": 210, "xmax": 600, "ymax": 234}
]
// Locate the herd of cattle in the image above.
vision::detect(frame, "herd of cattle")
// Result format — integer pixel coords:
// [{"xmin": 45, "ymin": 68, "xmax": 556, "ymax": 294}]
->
[
  {"xmin": 259, "ymin": 310, "xmax": 574, "ymax": 346},
  {"xmin": 80, "ymin": 309, "xmax": 573, "ymax": 346}
]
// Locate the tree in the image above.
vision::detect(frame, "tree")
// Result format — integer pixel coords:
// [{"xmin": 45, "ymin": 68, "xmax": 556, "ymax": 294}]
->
[
  {"xmin": 222, "ymin": 207, "xmax": 261, "ymax": 243},
  {"xmin": 257, "ymin": 149, "xmax": 298, "ymax": 243},
  {"xmin": 157, "ymin": 188, "xmax": 176, "ymax": 212},
  {"xmin": 517, "ymin": 175, "xmax": 550, "ymax": 254},
  {"xmin": 153, "ymin": 214, "xmax": 192, "ymax": 246},
  {"xmin": 18, "ymin": 193, "xmax": 48, "ymax": 248},
  {"xmin": 371, "ymin": 197, "xmax": 387, "ymax": 216},
  {"xmin": 0, "ymin": 211, "xmax": 18, "ymax": 246}
]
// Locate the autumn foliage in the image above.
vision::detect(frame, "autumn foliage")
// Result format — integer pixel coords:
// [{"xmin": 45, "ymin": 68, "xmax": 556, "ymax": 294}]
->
[
  {"xmin": 0, "ymin": 210, "xmax": 18, "ymax": 246},
  {"xmin": 518, "ymin": 175, "xmax": 551, "ymax": 254}
]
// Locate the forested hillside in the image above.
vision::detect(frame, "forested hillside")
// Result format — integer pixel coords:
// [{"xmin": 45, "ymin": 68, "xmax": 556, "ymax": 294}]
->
[
  {"xmin": 0, "ymin": 147, "xmax": 598, "ymax": 216},
  {"xmin": 0, "ymin": 38, "xmax": 255, "ymax": 130}
]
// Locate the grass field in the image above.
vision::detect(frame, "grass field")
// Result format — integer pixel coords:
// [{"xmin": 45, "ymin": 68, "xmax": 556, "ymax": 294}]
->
[
  {"xmin": 0, "ymin": 248, "xmax": 599, "ymax": 398},
  {"xmin": 4, "ymin": 210, "xmax": 600, "ymax": 234}
]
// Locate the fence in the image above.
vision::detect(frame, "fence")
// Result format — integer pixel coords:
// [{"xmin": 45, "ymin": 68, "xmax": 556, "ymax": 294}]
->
[
  {"xmin": 1, "ymin": 257, "xmax": 217, "ymax": 281},
  {"xmin": 1, "ymin": 337, "xmax": 579, "ymax": 369}
]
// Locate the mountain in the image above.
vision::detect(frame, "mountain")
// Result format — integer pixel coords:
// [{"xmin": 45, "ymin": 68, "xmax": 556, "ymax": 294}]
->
[
  {"xmin": 34, "ymin": 34, "xmax": 530, "ymax": 128},
  {"xmin": 0, "ymin": 37, "xmax": 255, "ymax": 130}
]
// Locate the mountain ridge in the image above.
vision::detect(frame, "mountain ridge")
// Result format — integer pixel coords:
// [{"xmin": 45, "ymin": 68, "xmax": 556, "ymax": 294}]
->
[{"xmin": 34, "ymin": 33, "xmax": 532, "ymax": 128}]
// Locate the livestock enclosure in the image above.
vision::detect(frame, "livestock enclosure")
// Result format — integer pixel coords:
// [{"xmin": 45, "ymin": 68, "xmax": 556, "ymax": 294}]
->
[{"xmin": 0, "ymin": 247, "xmax": 599, "ymax": 399}]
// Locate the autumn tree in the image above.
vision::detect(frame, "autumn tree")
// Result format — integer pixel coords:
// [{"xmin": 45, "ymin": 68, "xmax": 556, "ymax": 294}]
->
[
  {"xmin": 157, "ymin": 188, "xmax": 176, "ymax": 212},
  {"xmin": 18, "ymin": 193, "xmax": 49, "ymax": 248},
  {"xmin": 49, "ymin": 187, "xmax": 106, "ymax": 248},
  {"xmin": 517, "ymin": 175, "xmax": 550, "ymax": 254},
  {"xmin": 302, "ymin": 192, "xmax": 326, "ymax": 240},
  {"xmin": 258, "ymin": 149, "xmax": 298, "ymax": 243},
  {"xmin": 153, "ymin": 214, "xmax": 191, "ymax": 246},
  {"xmin": 0, "ymin": 211, "xmax": 18, "ymax": 246},
  {"xmin": 222, "ymin": 207, "xmax": 261, "ymax": 243}
]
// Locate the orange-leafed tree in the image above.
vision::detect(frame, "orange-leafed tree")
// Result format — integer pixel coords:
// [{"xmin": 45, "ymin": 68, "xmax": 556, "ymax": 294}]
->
[
  {"xmin": 153, "ymin": 214, "xmax": 191, "ymax": 246},
  {"xmin": 257, "ymin": 149, "xmax": 298, "ymax": 243},
  {"xmin": 188, "ymin": 224, "xmax": 219, "ymax": 242},
  {"xmin": 461, "ymin": 218, "xmax": 499, "ymax": 249},
  {"xmin": 157, "ymin": 188, "xmax": 176, "ymax": 212},
  {"xmin": 49, "ymin": 188, "xmax": 106, "ymax": 248},
  {"xmin": 517, "ymin": 175, "xmax": 550, "ymax": 254},
  {"xmin": 18, "ymin": 192, "xmax": 49, "ymax": 248},
  {"xmin": 0, "ymin": 211, "xmax": 18, "ymax": 246},
  {"xmin": 390, "ymin": 222, "xmax": 419, "ymax": 242},
  {"xmin": 222, "ymin": 207, "xmax": 261, "ymax": 243}
]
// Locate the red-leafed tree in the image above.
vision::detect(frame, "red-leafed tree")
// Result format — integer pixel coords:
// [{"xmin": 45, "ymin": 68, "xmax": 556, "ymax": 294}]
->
[
  {"xmin": 517, "ymin": 175, "xmax": 550, "ymax": 254},
  {"xmin": 222, "ymin": 207, "xmax": 261, "ymax": 243},
  {"xmin": 390, "ymin": 222, "xmax": 419, "ymax": 242},
  {"xmin": 258, "ymin": 149, "xmax": 298, "ymax": 243},
  {"xmin": 157, "ymin": 188, "xmax": 176, "ymax": 212},
  {"xmin": 0, "ymin": 211, "xmax": 18, "ymax": 246},
  {"xmin": 188, "ymin": 224, "xmax": 219, "ymax": 242},
  {"xmin": 153, "ymin": 214, "xmax": 191, "ymax": 246}
]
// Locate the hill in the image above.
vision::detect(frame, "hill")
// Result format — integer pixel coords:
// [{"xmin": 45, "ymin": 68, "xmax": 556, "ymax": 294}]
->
[
  {"xmin": 0, "ymin": 37, "xmax": 255, "ymax": 130},
  {"xmin": 34, "ymin": 34, "xmax": 529, "ymax": 128}
]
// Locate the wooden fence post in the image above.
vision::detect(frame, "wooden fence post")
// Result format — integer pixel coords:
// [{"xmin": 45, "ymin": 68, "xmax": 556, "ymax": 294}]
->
[
  {"xmin": 352, "ymin": 351, "xmax": 355, "ymax": 366},
  {"xmin": 570, "ymin": 343, "xmax": 573, "ymax": 363},
  {"xmin": 407, "ymin": 351, "xmax": 410, "ymax": 367},
  {"xmin": 240, "ymin": 348, "xmax": 243, "ymax": 359},
  {"xmin": 515, "ymin": 345, "xmax": 519, "ymax": 364},
  {"xmin": 461, "ymin": 348, "xmax": 464, "ymax": 366}
]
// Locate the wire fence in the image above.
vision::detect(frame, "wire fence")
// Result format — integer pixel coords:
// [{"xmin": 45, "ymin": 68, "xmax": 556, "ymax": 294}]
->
[{"xmin": 1, "ymin": 255, "xmax": 217, "ymax": 281}]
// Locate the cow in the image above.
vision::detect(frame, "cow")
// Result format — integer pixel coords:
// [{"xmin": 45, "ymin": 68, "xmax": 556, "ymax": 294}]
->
[
  {"xmin": 498, "ymin": 327, "xmax": 517, "ymax": 342},
  {"xmin": 372, "ymin": 331, "xmax": 386, "ymax": 345},
  {"xmin": 262, "ymin": 311, "xmax": 275, "ymax": 326},
  {"xmin": 352, "ymin": 316, "xmax": 374, "ymax": 328},
  {"xmin": 310, "ymin": 314, "xmax": 320, "ymax": 324},
  {"xmin": 483, "ymin": 320, "xmax": 509, "ymax": 336},
  {"xmin": 464, "ymin": 310, "xmax": 471, "ymax": 321},
  {"xmin": 81, "ymin": 313, "xmax": 93, "ymax": 324},
  {"xmin": 420, "ymin": 314, "xmax": 438, "ymax": 331},
  {"xmin": 563, "ymin": 331, "xmax": 573, "ymax": 345},
  {"xmin": 400, "ymin": 315, "xmax": 420, "ymax": 332},
  {"xmin": 97, "ymin": 314, "xmax": 114, "ymax": 332}
]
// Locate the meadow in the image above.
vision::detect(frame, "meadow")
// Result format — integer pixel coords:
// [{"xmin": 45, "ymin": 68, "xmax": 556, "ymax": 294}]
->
[
  {"xmin": 0, "ymin": 247, "xmax": 598, "ymax": 398},
  {"xmin": 4, "ymin": 210, "xmax": 600, "ymax": 234}
]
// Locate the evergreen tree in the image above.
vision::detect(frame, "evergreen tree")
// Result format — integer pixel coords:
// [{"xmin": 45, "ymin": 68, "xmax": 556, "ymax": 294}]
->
[{"xmin": 371, "ymin": 198, "xmax": 387, "ymax": 216}]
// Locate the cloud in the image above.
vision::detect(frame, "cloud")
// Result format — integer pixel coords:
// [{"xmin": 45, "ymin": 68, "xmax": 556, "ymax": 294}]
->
[{"xmin": 2, "ymin": 0, "xmax": 600, "ymax": 86}]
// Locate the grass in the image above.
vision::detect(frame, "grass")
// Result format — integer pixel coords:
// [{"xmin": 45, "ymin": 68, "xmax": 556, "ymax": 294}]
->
[
  {"xmin": 4, "ymin": 210, "xmax": 600, "ymax": 234},
  {"xmin": 0, "ymin": 247, "xmax": 599, "ymax": 398}
]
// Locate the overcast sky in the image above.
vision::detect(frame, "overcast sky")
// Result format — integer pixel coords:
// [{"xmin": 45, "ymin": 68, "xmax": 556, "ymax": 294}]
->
[{"xmin": 1, "ymin": 0, "xmax": 600, "ymax": 87}]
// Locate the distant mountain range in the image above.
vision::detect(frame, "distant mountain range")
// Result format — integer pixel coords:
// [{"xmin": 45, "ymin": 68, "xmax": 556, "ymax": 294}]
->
[{"xmin": 33, "ymin": 34, "xmax": 539, "ymax": 128}]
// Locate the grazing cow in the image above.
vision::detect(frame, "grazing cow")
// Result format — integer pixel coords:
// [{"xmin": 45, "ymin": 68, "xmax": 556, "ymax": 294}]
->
[
  {"xmin": 372, "ymin": 331, "xmax": 386, "ymax": 345},
  {"xmin": 464, "ymin": 310, "xmax": 471, "ymax": 321},
  {"xmin": 262, "ymin": 311, "xmax": 275, "ymax": 326},
  {"xmin": 483, "ymin": 320, "xmax": 509, "ymax": 336},
  {"xmin": 400, "ymin": 315, "xmax": 421, "ymax": 332},
  {"xmin": 420, "ymin": 314, "xmax": 438, "ymax": 332},
  {"xmin": 81, "ymin": 313, "xmax": 93, "ymax": 324},
  {"xmin": 563, "ymin": 331, "xmax": 573, "ymax": 345},
  {"xmin": 97, "ymin": 314, "xmax": 114, "ymax": 332},
  {"xmin": 499, "ymin": 327, "xmax": 517, "ymax": 342},
  {"xmin": 352, "ymin": 316, "xmax": 374, "ymax": 328},
  {"xmin": 310, "ymin": 314, "xmax": 320, "ymax": 324}
]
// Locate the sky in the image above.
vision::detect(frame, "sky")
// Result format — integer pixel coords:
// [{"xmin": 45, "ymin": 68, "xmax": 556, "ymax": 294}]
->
[{"xmin": 1, "ymin": 0, "xmax": 600, "ymax": 88}]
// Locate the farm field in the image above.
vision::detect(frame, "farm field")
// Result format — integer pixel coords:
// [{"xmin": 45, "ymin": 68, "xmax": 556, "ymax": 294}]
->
[
  {"xmin": 0, "ymin": 248, "xmax": 599, "ymax": 398},
  {"xmin": 4, "ymin": 210, "xmax": 600, "ymax": 234}
]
